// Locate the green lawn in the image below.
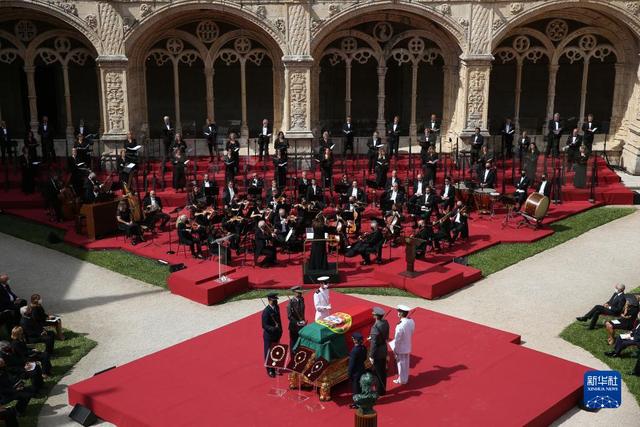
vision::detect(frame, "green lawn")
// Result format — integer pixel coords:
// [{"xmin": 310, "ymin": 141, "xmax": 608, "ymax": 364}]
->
[
  {"xmin": 6, "ymin": 330, "xmax": 97, "ymax": 427},
  {"xmin": 468, "ymin": 206, "xmax": 635, "ymax": 276},
  {"xmin": 560, "ymin": 288, "xmax": 640, "ymax": 405}
]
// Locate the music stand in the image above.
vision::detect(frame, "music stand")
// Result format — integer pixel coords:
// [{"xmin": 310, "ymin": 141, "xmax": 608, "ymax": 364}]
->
[
  {"xmin": 214, "ymin": 234, "xmax": 234, "ymax": 282},
  {"xmin": 166, "ymin": 206, "xmax": 183, "ymax": 255}
]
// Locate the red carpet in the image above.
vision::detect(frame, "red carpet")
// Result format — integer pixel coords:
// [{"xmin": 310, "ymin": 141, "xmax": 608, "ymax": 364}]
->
[{"xmin": 68, "ymin": 293, "xmax": 590, "ymax": 427}]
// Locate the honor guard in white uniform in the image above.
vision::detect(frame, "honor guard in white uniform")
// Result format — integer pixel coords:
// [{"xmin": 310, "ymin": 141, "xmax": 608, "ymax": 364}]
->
[
  {"xmin": 313, "ymin": 277, "xmax": 332, "ymax": 320},
  {"xmin": 390, "ymin": 304, "xmax": 415, "ymax": 385}
]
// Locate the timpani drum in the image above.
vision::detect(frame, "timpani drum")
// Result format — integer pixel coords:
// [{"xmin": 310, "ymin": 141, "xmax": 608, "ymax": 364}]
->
[
  {"xmin": 474, "ymin": 188, "xmax": 495, "ymax": 212},
  {"xmin": 523, "ymin": 192, "xmax": 550, "ymax": 221}
]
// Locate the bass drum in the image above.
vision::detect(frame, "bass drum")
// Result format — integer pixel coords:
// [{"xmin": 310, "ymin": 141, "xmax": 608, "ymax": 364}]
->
[{"xmin": 523, "ymin": 192, "xmax": 550, "ymax": 221}]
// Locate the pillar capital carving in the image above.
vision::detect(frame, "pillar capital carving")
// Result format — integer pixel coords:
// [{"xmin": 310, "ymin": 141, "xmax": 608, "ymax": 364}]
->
[
  {"xmin": 282, "ymin": 59, "xmax": 313, "ymax": 139},
  {"xmin": 458, "ymin": 59, "xmax": 491, "ymax": 134},
  {"xmin": 96, "ymin": 59, "xmax": 129, "ymax": 140}
]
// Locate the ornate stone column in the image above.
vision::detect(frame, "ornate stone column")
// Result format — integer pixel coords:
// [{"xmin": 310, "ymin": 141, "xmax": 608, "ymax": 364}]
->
[
  {"xmin": 62, "ymin": 64, "xmax": 74, "ymax": 142},
  {"xmin": 514, "ymin": 60, "xmax": 523, "ymax": 132},
  {"xmin": 345, "ymin": 61, "xmax": 352, "ymax": 118},
  {"xmin": 282, "ymin": 58, "xmax": 314, "ymax": 139},
  {"xmin": 441, "ymin": 64, "xmax": 459, "ymax": 148},
  {"xmin": 578, "ymin": 59, "xmax": 590, "ymax": 128},
  {"xmin": 96, "ymin": 55, "xmax": 129, "ymax": 141},
  {"xmin": 459, "ymin": 55, "xmax": 492, "ymax": 135},
  {"xmin": 204, "ymin": 65, "xmax": 215, "ymax": 121},
  {"xmin": 376, "ymin": 65, "xmax": 387, "ymax": 137},
  {"xmin": 240, "ymin": 59, "xmax": 249, "ymax": 139},
  {"xmin": 409, "ymin": 62, "xmax": 419, "ymax": 143},
  {"xmin": 545, "ymin": 64, "xmax": 560, "ymax": 122},
  {"xmin": 172, "ymin": 60, "xmax": 182, "ymax": 134},
  {"xmin": 23, "ymin": 65, "xmax": 39, "ymax": 134},
  {"xmin": 609, "ymin": 62, "xmax": 628, "ymax": 135}
]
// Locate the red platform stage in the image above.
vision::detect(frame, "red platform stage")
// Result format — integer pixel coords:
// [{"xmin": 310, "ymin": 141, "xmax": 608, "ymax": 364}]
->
[{"xmin": 68, "ymin": 293, "xmax": 591, "ymax": 427}]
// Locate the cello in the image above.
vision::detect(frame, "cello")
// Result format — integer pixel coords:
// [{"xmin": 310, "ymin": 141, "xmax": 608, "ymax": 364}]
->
[{"xmin": 122, "ymin": 182, "xmax": 144, "ymax": 223}]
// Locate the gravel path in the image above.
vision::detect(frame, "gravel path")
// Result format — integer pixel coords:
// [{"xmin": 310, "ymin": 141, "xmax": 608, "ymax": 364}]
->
[{"xmin": 1, "ymin": 207, "xmax": 638, "ymax": 426}]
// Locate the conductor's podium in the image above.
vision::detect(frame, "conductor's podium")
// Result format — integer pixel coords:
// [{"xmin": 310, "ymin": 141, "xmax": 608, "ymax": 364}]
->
[{"xmin": 289, "ymin": 304, "xmax": 374, "ymax": 401}]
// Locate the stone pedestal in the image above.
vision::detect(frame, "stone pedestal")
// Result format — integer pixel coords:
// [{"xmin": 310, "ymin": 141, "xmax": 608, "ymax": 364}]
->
[{"xmin": 96, "ymin": 55, "xmax": 130, "ymax": 143}]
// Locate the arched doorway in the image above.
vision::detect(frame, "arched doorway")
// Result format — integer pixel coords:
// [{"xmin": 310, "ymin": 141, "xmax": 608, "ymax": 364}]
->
[{"xmin": 0, "ymin": 16, "xmax": 99, "ymax": 142}]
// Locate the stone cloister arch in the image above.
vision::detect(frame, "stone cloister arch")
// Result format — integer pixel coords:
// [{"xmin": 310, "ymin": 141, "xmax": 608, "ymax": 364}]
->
[
  {"xmin": 126, "ymin": 10, "xmax": 284, "ymax": 141},
  {"xmin": 0, "ymin": 12, "xmax": 99, "ymax": 141},
  {"xmin": 312, "ymin": 11, "xmax": 462, "ymax": 143},
  {"xmin": 490, "ymin": 8, "xmax": 638, "ymax": 137}
]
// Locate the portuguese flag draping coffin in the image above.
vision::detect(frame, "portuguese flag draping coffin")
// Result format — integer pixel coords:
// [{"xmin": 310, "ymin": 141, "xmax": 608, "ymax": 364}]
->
[{"xmin": 295, "ymin": 304, "xmax": 374, "ymax": 362}]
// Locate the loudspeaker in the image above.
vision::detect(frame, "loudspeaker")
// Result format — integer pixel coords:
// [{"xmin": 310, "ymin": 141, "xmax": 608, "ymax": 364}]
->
[
  {"xmin": 169, "ymin": 263, "xmax": 186, "ymax": 273},
  {"xmin": 47, "ymin": 232, "xmax": 62, "ymax": 244},
  {"xmin": 452, "ymin": 256, "xmax": 468, "ymax": 266},
  {"xmin": 69, "ymin": 404, "xmax": 97, "ymax": 426},
  {"xmin": 93, "ymin": 366, "xmax": 116, "ymax": 376}
]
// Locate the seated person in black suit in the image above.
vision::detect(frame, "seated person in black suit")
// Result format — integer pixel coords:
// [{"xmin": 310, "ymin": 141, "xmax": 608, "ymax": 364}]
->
[
  {"xmin": 413, "ymin": 219, "xmax": 440, "ymax": 255},
  {"xmin": 577, "ymin": 284, "xmax": 626, "ymax": 329},
  {"xmin": 0, "ymin": 274, "xmax": 26, "ymax": 329},
  {"xmin": 381, "ymin": 182, "xmax": 405, "ymax": 212},
  {"xmin": 450, "ymin": 201, "xmax": 469, "ymax": 242},
  {"xmin": 247, "ymin": 172, "xmax": 264, "ymax": 200},
  {"xmin": 176, "ymin": 214, "xmax": 204, "ymax": 259},
  {"xmin": 201, "ymin": 173, "xmax": 218, "ymax": 207},
  {"xmin": 479, "ymin": 161, "xmax": 496, "ymax": 188},
  {"xmin": 19, "ymin": 305, "xmax": 55, "ymax": 355},
  {"xmin": 537, "ymin": 174, "xmax": 552, "ymax": 197},
  {"xmin": 142, "ymin": 190, "xmax": 170, "ymax": 231},
  {"xmin": 384, "ymin": 204, "xmax": 403, "ymax": 247},
  {"xmin": 345, "ymin": 220, "xmax": 384, "ymax": 265},
  {"xmin": 297, "ymin": 171, "xmax": 310, "ymax": 202},
  {"xmin": 418, "ymin": 186, "xmax": 438, "ymax": 221},
  {"xmin": 116, "ymin": 200, "xmax": 144, "ymax": 245},
  {"xmin": 513, "ymin": 170, "xmax": 531, "ymax": 210},
  {"xmin": 29, "ymin": 293, "xmax": 63, "ymax": 341},
  {"xmin": 306, "ymin": 178, "xmax": 324, "ymax": 208},
  {"xmin": 605, "ymin": 319, "xmax": 640, "ymax": 357},
  {"xmin": 604, "ymin": 296, "xmax": 640, "ymax": 345},
  {"xmin": 255, "ymin": 220, "xmax": 277, "ymax": 267},
  {"xmin": 0, "ymin": 357, "xmax": 35, "ymax": 416},
  {"xmin": 440, "ymin": 176, "xmax": 456, "ymax": 211}
]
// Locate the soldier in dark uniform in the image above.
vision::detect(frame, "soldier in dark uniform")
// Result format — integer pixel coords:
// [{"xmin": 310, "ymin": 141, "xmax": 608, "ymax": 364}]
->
[
  {"xmin": 368, "ymin": 306, "xmax": 389, "ymax": 396},
  {"xmin": 287, "ymin": 286, "xmax": 306, "ymax": 355},
  {"xmin": 348, "ymin": 331, "xmax": 367, "ymax": 408},
  {"xmin": 262, "ymin": 293, "xmax": 283, "ymax": 377}
]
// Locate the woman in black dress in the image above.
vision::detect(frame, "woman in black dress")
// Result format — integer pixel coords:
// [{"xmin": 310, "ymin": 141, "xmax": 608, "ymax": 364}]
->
[
  {"xmin": 24, "ymin": 130, "xmax": 38, "ymax": 160},
  {"xmin": 374, "ymin": 148, "xmax": 389, "ymax": 189},
  {"xmin": 227, "ymin": 132, "xmax": 240, "ymax": 175},
  {"xmin": 321, "ymin": 148, "xmax": 333, "ymax": 189},
  {"xmin": 308, "ymin": 217, "xmax": 336, "ymax": 271},
  {"xmin": 423, "ymin": 145, "xmax": 438, "ymax": 186},
  {"xmin": 524, "ymin": 143, "xmax": 539, "ymax": 182},
  {"xmin": 275, "ymin": 131, "xmax": 289, "ymax": 160},
  {"xmin": 172, "ymin": 150, "xmax": 186, "ymax": 191},
  {"xmin": 573, "ymin": 145, "xmax": 589, "ymax": 188},
  {"xmin": 275, "ymin": 150, "xmax": 288, "ymax": 189},
  {"xmin": 116, "ymin": 200, "xmax": 144, "ymax": 244}
]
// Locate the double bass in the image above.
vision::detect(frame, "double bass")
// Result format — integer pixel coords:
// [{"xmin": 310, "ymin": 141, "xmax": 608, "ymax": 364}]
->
[{"xmin": 122, "ymin": 182, "xmax": 144, "ymax": 222}]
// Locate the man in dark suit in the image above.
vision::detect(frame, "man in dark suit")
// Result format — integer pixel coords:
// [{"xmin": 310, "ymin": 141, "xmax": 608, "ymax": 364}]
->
[
  {"xmin": 470, "ymin": 127, "xmax": 483, "ymax": 165},
  {"xmin": 161, "ymin": 116, "xmax": 174, "ymax": 159},
  {"xmin": 427, "ymin": 113, "xmax": 440, "ymax": 137},
  {"xmin": 222, "ymin": 181, "xmax": 237, "ymax": 208},
  {"xmin": 287, "ymin": 286, "xmax": 306, "ymax": 356},
  {"xmin": 577, "ymin": 284, "xmax": 627, "ymax": 329},
  {"xmin": 581, "ymin": 113, "xmax": 598, "ymax": 153},
  {"xmin": 204, "ymin": 118, "xmax": 218, "ymax": 162},
  {"xmin": 537, "ymin": 174, "xmax": 552, "ymax": 197},
  {"xmin": 201, "ymin": 173, "xmax": 217, "ymax": 207},
  {"xmin": 261, "ymin": 292, "xmax": 282, "ymax": 377},
  {"xmin": 20, "ymin": 305, "xmax": 55, "ymax": 354},
  {"xmin": 348, "ymin": 331, "xmax": 367, "ymax": 407},
  {"xmin": 605, "ymin": 320, "xmax": 640, "ymax": 357},
  {"xmin": 480, "ymin": 161, "xmax": 496, "ymax": 188},
  {"xmin": 83, "ymin": 172, "xmax": 100, "ymax": 203},
  {"xmin": 75, "ymin": 119, "xmax": 89, "ymax": 139},
  {"xmin": 0, "ymin": 358, "xmax": 35, "ymax": 415},
  {"xmin": 0, "ymin": 275, "xmax": 24, "ymax": 328},
  {"xmin": 0, "ymin": 120, "xmax": 13, "ymax": 162},
  {"xmin": 306, "ymin": 178, "xmax": 324, "ymax": 207},
  {"xmin": 347, "ymin": 180, "xmax": 364, "ymax": 204},
  {"xmin": 345, "ymin": 221, "xmax": 384, "ymax": 265},
  {"xmin": 297, "ymin": 171, "xmax": 310, "ymax": 202},
  {"xmin": 342, "ymin": 116, "xmax": 355, "ymax": 157},
  {"xmin": 255, "ymin": 220, "xmax": 277, "ymax": 267},
  {"xmin": 501, "ymin": 118, "xmax": 515, "ymax": 159},
  {"xmin": 142, "ymin": 190, "xmax": 170, "ymax": 230},
  {"xmin": 440, "ymin": 176, "xmax": 455, "ymax": 210},
  {"xmin": 382, "ymin": 182, "xmax": 405, "ymax": 212},
  {"xmin": 367, "ymin": 131, "xmax": 383, "ymax": 174},
  {"xmin": 257, "ymin": 118, "xmax": 272, "ymax": 161},
  {"xmin": 517, "ymin": 130, "xmax": 531, "ymax": 165},
  {"xmin": 38, "ymin": 116, "xmax": 55, "ymax": 162},
  {"xmin": 450, "ymin": 201, "xmax": 469, "ymax": 241},
  {"xmin": 547, "ymin": 113, "xmax": 563, "ymax": 157},
  {"xmin": 387, "ymin": 116, "xmax": 401, "ymax": 158},
  {"xmin": 565, "ymin": 128, "xmax": 582, "ymax": 166},
  {"xmin": 418, "ymin": 185, "xmax": 438, "ymax": 220},
  {"xmin": 513, "ymin": 170, "xmax": 531, "ymax": 209},
  {"xmin": 368, "ymin": 307, "xmax": 390, "ymax": 396}
]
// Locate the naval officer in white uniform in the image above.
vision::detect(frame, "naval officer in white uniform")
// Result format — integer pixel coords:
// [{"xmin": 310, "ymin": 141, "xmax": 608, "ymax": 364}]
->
[
  {"xmin": 313, "ymin": 277, "xmax": 332, "ymax": 320},
  {"xmin": 390, "ymin": 304, "xmax": 415, "ymax": 385}
]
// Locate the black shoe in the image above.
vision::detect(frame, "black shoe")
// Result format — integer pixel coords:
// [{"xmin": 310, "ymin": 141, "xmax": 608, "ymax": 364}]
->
[
  {"xmin": 604, "ymin": 351, "xmax": 617, "ymax": 357},
  {"xmin": 576, "ymin": 317, "xmax": 587, "ymax": 322},
  {"xmin": 376, "ymin": 259, "xmax": 383, "ymax": 265},
  {"xmin": 268, "ymin": 370, "xmax": 276, "ymax": 378}
]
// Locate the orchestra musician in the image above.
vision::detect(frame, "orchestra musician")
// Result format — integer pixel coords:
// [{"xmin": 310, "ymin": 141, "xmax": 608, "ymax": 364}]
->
[
  {"xmin": 19, "ymin": 146, "xmax": 35, "ymax": 194},
  {"xmin": 266, "ymin": 180, "xmax": 283, "ymax": 211},
  {"xmin": 517, "ymin": 130, "xmax": 531, "ymax": 166},
  {"xmin": 223, "ymin": 149, "xmax": 236, "ymax": 183},
  {"xmin": 24, "ymin": 130, "xmax": 38, "ymax": 160},
  {"xmin": 74, "ymin": 134, "xmax": 91, "ymax": 166},
  {"xmin": 382, "ymin": 182, "xmax": 405, "ymax": 213},
  {"xmin": 470, "ymin": 127, "xmax": 483, "ymax": 166},
  {"xmin": 275, "ymin": 150, "xmax": 288, "ymax": 189},
  {"xmin": 476, "ymin": 145, "xmax": 491, "ymax": 181},
  {"xmin": 274, "ymin": 131, "xmax": 289, "ymax": 160},
  {"xmin": 201, "ymin": 173, "xmax": 218, "ymax": 208},
  {"xmin": 345, "ymin": 220, "xmax": 384, "ymax": 265},
  {"xmin": 367, "ymin": 131, "xmax": 383, "ymax": 174},
  {"xmin": 581, "ymin": 113, "xmax": 598, "ymax": 153},
  {"xmin": 319, "ymin": 130, "xmax": 334, "ymax": 152},
  {"xmin": 116, "ymin": 200, "xmax": 145, "ymax": 245},
  {"xmin": 342, "ymin": 116, "xmax": 355, "ymax": 157},
  {"xmin": 306, "ymin": 178, "xmax": 324, "ymax": 208},
  {"xmin": 124, "ymin": 130, "xmax": 139, "ymax": 167},
  {"xmin": 67, "ymin": 147, "xmax": 85, "ymax": 195},
  {"xmin": 375, "ymin": 149, "xmax": 389, "ymax": 189},
  {"xmin": 573, "ymin": 145, "xmax": 589, "ymax": 189},
  {"xmin": 38, "ymin": 116, "xmax": 55, "ymax": 162},
  {"xmin": 387, "ymin": 116, "xmax": 401, "ymax": 158},
  {"xmin": 222, "ymin": 181, "xmax": 237, "ymax": 208},
  {"xmin": 172, "ymin": 150, "xmax": 187, "ymax": 192},
  {"xmin": 408, "ymin": 172, "xmax": 426, "ymax": 214},
  {"xmin": 480, "ymin": 161, "xmax": 497, "ymax": 188},
  {"xmin": 501, "ymin": 118, "xmax": 515, "ymax": 159},
  {"xmin": 171, "ymin": 133, "xmax": 187, "ymax": 155},
  {"xmin": 0, "ymin": 120, "xmax": 12, "ymax": 162},
  {"xmin": 440, "ymin": 176, "xmax": 455, "ymax": 211},
  {"xmin": 336, "ymin": 174, "xmax": 350, "ymax": 205},
  {"xmin": 413, "ymin": 219, "xmax": 439, "ymax": 256},
  {"xmin": 271, "ymin": 208, "xmax": 297, "ymax": 253},
  {"xmin": 546, "ymin": 113, "xmax": 563, "ymax": 158},
  {"xmin": 537, "ymin": 173, "xmax": 552, "ymax": 198},
  {"xmin": 204, "ymin": 118, "xmax": 218, "ymax": 162},
  {"xmin": 176, "ymin": 214, "xmax": 204, "ymax": 259},
  {"xmin": 513, "ymin": 170, "xmax": 531, "ymax": 211},
  {"xmin": 320, "ymin": 148, "xmax": 333, "ymax": 189},
  {"xmin": 420, "ymin": 127, "xmax": 436, "ymax": 151},
  {"xmin": 450, "ymin": 201, "xmax": 469, "ymax": 242},
  {"xmin": 75, "ymin": 119, "xmax": 89, "ymax": 139},
  {"xmin": 422, "ymin": 145, "xmax": 438, "ymax": 186},
  {"xmin": 142, "ymin": 190, "xmax": 170, "ymax": 231},
  {"xmin": 257, "ymin": 119, "xmax": 272, "ymax": 161},
  {"xmin": 83, "ymin": 172, "xmax": 101, "ymax": 203},
  {"xmin": 255, "ymin": 220, "xmax": 277, "ymax": 267},
  {"xmin": 162, "ymin": 116, "xmax": 174, "ymax": 159},
  {"xmin": 348, "ymin": 180, "xmax": 364, "ymax": 204},
  {"xmin": 427, "ymin": 114, "xmax": 440, "ymax": 137},
  {"xmin": 384, "ymin": 204, "xmax": 403, "ymax": 247},
  {"xmin": 297, "ymin": 171, "xmax": 310, "ymax": 202},
  {"xmin": 524, "ymin": 142, "xmax": 540, "ymax": 182},
  {"xmin": 418, "ymin": 185, "xmax": 438, "ymax": 221},
  {"xmin": 227, "ymin": 132, "xmax": 240, "ymax": 175},
  {"xmin": 565, "ymin": 128, "xmax": 582, "ymax": 167}
]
